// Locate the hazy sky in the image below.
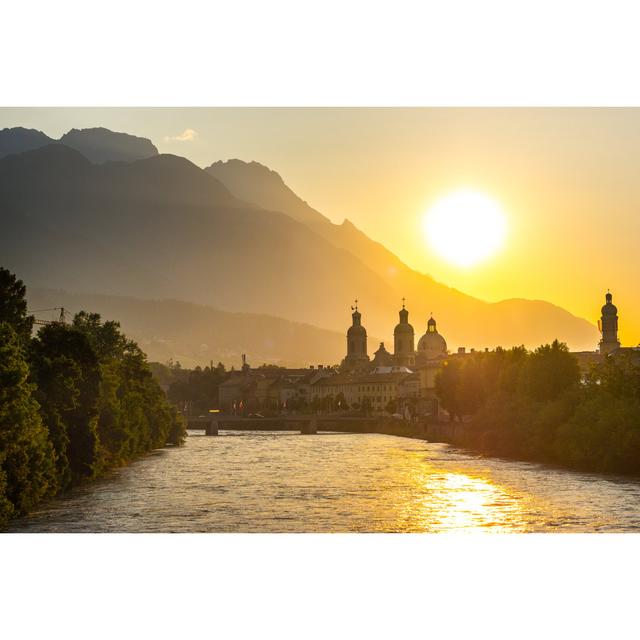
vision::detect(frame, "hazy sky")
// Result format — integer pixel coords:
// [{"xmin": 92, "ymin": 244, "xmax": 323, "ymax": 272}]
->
[{"xmin": 2, "ymin": 107, "xmax": 639, "ymax": 343}]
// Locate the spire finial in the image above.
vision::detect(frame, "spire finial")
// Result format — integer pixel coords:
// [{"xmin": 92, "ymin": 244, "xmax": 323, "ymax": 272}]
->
[
  {"xmin": 402, "ymin": 297, "xmax": 405, "ymax": 309},
  {"xmin": 351, "ymin": 298, "xmax": 358, "ymax": 312}
]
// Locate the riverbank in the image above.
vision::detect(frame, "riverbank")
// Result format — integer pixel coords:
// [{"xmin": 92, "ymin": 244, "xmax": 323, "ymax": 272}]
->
[{"xmin": 372, "ymin": 417, "xmax": 640, "ymax": 480}]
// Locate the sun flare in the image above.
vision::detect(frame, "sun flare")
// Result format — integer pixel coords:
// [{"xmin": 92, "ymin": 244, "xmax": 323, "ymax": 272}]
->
[{"xmin": 423, "ymin": 189, "xmax": 507, "ymax": 267}]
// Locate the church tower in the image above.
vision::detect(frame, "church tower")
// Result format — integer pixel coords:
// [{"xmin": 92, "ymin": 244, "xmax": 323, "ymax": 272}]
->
[
  {"xmin": 342, "ymin": 300, "xmax": 370, "ymax": 372},
  {"xmin": 599, "ymin": 291, "xmax": 620, "ymax": 355},
  {"xmin": 393, "ymin": 299, "xmax": 415, "ymax": 367}
]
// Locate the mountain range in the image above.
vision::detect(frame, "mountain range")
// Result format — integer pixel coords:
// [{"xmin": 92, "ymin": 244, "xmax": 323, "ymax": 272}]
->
[
  {"xmin": 0, "ymin": 126, "xmax": 158, "ymax": 163},
  {"xmin": 0, "ymin": 126, "xmax": 600, "ymax": 366}
]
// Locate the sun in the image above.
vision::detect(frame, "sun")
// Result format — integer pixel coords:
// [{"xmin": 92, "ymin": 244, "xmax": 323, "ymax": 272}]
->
[{"xmin": 422, "ymin": 189, "xmax": 507, "ymax": 267}]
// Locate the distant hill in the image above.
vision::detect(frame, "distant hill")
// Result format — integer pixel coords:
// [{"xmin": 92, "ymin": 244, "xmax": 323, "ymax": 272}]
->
[
  {"xmin": 26, "ymin": 289, "xmax": 350, "ymax": 369},
  {"xmin": 0, "ymin": 135, "xmax": 600, "ymax": 357},
  {"xmin": 0, "ymin": 126, "xmax": 158, "ymax": 163}
]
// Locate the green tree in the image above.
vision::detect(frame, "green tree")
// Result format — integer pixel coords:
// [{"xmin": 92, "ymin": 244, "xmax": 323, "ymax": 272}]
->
[
  {"xmin": 0, "ymin": 323, "xmax": 57, "ymax": 525},
  {"xmin": 30, "ymin": 323, "xmax": 101, "ymax": 485},
  {"xmin": 435, "ymin": 359, "xmax": 462, "ymax": 420},
  {"xmin": 0, "ymin": 267, "xmax": 34, "ymax": 344},
  {"xmin": 519, "ymin": 340, "xmax": 579, "ymax": 402}
]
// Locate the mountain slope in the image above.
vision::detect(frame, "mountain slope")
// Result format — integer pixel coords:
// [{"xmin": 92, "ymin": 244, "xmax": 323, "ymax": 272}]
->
[
  {"xmin": 206, "ymin": 159, "xmax": 600, "ymax": 351},
  {"xmin": 0, "ymin": 145, "xmax": 397, "ymax": 337},
  {"xmin": 26, "ymin": 289, "xmax": 350, "ymax": 368}
]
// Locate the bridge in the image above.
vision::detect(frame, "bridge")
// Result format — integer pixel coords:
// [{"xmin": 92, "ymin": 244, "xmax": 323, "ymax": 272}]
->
[{"xmin": 186, "ymin": 414, "xmax": 469, "ymax": 443}]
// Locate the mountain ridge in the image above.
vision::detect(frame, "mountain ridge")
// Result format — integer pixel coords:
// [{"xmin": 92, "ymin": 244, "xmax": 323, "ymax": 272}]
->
[
  {"xmin": 0, "ymin": 126, "xmax": 158, "ymax": 163},
  {"xmin": 0, "ymin": 130, "xmax": 601, "ymax": 354}
]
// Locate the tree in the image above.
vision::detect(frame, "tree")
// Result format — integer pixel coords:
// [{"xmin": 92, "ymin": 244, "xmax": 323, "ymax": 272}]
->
[
  {"xmin": 30, "ymin": 323, "xmax": 101, "ymax": 485},
  {"xmin": 71, "ymin": 312, "xmax": 185, "ymax": 459},
  {"xmin": 0, "ymin": 323, "xmax": 57, "ymax": 525},
  {"xmin": 435, "ymin": 359, "xmax": 462, "ymax": 420},
  {"xmin": 519, "ymin": 340, "xmax": 580, "ymax": 402},
  {"xmin": 0, "ymin": 267, "xmax": 34, "ymax": 344}
]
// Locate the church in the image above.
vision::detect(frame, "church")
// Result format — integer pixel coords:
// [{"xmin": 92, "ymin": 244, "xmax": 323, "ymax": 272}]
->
[
  {"xmin": 309, "ymin": 300, "xmax": 450, "ymax": 416},
  {"xmin": 341, "ymin": 299, "xmax": 448, "ymax": 373},
  {"xmin": 219, "ymin": 290, "xmax": 638, "ymax": 418}
]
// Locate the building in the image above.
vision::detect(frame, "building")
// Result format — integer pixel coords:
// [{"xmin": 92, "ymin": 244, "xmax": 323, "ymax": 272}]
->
[
  {"xmin": 342, "ymin": 301, "xmax": 370, "ymax": 373},
  {"xmin": 393, "ymin": 300, "xmax": 415, "ymax": 367},
  {"xmin": 334, "ymin": 301, "xmax": 448, "ymax": 416},
  {"xmin": 573, "ymin": 291, "xmax": 634, "ymax": 376},
  {"xmin": 599, "ymin": 291, "xmax": 621, "ymax": 355},
  {"xmin": 218, "ymin": 290, "xmax": 637, "ymax": 418}
]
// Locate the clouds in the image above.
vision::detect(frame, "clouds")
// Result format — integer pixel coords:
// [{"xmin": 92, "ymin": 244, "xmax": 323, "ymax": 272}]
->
[{"xmin": 164, "ymin": 128, "xmax": 197, "ymax": 142}]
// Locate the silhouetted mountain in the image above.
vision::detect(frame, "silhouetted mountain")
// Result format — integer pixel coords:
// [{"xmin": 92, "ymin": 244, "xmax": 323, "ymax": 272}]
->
[
  {"xmin": 0, "ymin": 127, "xmax": 55, "ymax": 159},
  {"xmin": 0, "ymin": 126, "xmax": 158, "ymax": 163},
  {"xmin": 26, "ymin": 289, "xmax": 351, "ymax": 368},
  {"xmin": 0, "ymin": 145, "xmax": 396, "ymax": 338},
  {"xmin": 0, "ymin": 141, "xmax": 599, "ymax": 354},
  {"xmin": 59, "ymin": 127, "xmax": 158, "ymax": 163},
  {"xmin": 206, "ymin": 159, "xmax": 600, "ymax": 351}
]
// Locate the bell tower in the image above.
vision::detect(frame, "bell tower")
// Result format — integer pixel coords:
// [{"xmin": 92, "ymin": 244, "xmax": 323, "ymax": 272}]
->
[
  {"xmin": 342, "ymin": 299, "xmax": 370, "ymax": 372},
  {"xmin": 393, "ymin": 298, "xmax": 415, "ymax": 367},
  {"xmin": 599, "ymin": 291, "xmax": 620, "ymax": 355}
]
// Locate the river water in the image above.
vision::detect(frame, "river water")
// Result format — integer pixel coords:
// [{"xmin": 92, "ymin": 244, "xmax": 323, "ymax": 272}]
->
[{"xmin": 8, "ymin": 431, "xmax": 640, "ymax": 532}]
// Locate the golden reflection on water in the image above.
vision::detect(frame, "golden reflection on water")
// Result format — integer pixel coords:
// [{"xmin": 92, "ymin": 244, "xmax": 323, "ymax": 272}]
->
[
  {"xmin": 9, "ymin": 432, "xmax": 640, "ymax": 532},
  {"xmin": 421, "ymin": 473, "xmax": 521, "ymax": 532},
  {"xmin": 391, "ymin": 447, "xmax": 535, "ymax": 532}
]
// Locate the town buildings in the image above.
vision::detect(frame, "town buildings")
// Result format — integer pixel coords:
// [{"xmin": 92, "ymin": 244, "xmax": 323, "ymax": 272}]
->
[
  {"xmin": 217, "ymin": 291, "xmax": 638, "ymax": 417},
  {"xmin": 218, "ymin": 300, "xmax": 447, "ymax": 418}
]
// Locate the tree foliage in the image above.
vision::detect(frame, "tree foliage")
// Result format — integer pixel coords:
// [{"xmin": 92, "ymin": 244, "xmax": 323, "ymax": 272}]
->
[
  {"xmin": 435, "ymin": 342, "xmax": 640, "ymax": 475},
  {"xmin": 0, "ymin": 268, "xmax": 34, "ymax": 344},
  {"xmin": 0, "ymin": 323, "xmax": 57, "ymax": 523},
  {"xmin": 0, "ymin": 267, "xmax": 185, "ymax": 528}
]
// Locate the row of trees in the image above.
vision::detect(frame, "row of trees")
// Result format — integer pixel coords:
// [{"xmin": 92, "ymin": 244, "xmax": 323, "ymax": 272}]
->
[
  {"xmin": 151, "ymin": 360, "xmax": 228, "ymax": 416},
  {"xmin": 435, "ymin": 340, "xmax": 640, "ymax": 474},
  {"xmin": 0, "ymin": 268, "xmax": 185, "ymax": 527}
]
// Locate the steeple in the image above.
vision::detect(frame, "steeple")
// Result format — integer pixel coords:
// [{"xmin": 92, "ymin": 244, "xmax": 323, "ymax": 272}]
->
[
  {"xmin": 393, "ymin": 297, "xmax": 415, "ymax": 367},
  {"xmin": 599, "ymin": 290, "xmax": 620, "ymax": 355},
  {"xmin": 342, "ymin": 299, "xmax": 369, "ymax": 372}
]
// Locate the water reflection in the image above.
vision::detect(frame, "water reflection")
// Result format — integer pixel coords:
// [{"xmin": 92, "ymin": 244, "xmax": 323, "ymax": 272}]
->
[{"xmin": 9, "ymin": 432, "xmax": 640, "ymax": 532}]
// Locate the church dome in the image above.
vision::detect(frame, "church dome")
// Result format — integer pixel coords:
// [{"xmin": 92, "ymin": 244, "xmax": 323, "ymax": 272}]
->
[
  {"xmin": 347, "ymin": 323, "xmax": 366, "ymax": 336},
  {"xmin": 347, "ymin": 307, "xmax": 367, "ymax": 336},
  {"xmin": 417, "ymin": 332, "xmax": 447, "ymax": 356},
  {"xmin": 394, "ymin": 321, "xmax": 414, "ymax": 334},
  {"xmin": 416, "ymin": 316, "xmax": 447, "ymax": 361}
]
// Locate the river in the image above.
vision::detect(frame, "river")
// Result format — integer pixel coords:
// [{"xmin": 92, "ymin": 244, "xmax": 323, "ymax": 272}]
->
[{"xmin": 8, "ymin": 431, "xmax": 640, "ymax": 532}]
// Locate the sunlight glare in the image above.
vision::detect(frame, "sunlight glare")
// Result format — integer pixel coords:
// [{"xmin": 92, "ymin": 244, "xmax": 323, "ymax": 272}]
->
[{"xmin": 423, "ymin": 189, "xmax": 507, "ymax": 267}]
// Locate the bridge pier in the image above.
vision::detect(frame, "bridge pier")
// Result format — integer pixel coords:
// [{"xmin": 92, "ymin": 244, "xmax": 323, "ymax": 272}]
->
[
  {"xmin": 300, "ymin": 418, "xmax": 318, "ymax": 435},
  {"xmin": 205, "ymin": 419, "xmax": 219, "ymax": 436}
]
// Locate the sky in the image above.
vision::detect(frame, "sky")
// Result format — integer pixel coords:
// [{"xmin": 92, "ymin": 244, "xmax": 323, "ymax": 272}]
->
[{"xmin": 2, "ymin": 107, "xmax": 639, "ymax": 344}]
